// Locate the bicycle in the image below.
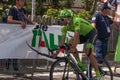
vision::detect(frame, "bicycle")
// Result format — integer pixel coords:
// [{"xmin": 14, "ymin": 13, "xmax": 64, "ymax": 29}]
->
[{"xmin": 49, "ymin": 43, "xmax": 113, "ymax": 80}]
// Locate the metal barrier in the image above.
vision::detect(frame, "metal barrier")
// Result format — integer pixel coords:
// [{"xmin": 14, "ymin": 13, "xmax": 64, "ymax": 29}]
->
[{"xmin": 0, "ymin": 59, "xmax": 52, "ymax": 79}]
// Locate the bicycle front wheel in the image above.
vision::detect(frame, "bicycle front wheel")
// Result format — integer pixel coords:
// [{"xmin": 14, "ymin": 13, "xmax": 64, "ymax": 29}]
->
[
  {"xmin": 89, "ymin": 59, "xmax": 113, "ymax": 80},
  {"xmin": 49, "ymin": 57, "xmax": 80, "ymax": 80}
]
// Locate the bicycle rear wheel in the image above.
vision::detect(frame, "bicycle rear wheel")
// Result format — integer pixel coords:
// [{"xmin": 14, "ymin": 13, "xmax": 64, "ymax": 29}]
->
[
  {"xmin": 89, "ymin": 59, "xmax": 113, "ymax": 80},
  {"xmin": 49, "ymin": 57, "xmax": 80, "ymax": 80}
]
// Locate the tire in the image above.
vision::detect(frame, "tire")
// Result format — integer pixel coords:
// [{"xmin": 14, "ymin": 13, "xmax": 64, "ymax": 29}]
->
[
  {"xmin": 49, "ymin": 57, "xmax": 80, "ymax": 80},
  {"xmin": 89, "ymin": 59, "xmax": 113, "ymax": 80}
]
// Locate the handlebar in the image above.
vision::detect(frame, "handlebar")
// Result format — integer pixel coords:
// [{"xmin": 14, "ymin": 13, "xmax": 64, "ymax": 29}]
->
[
  {"xmin": 48, "ymin": 43, "xmax": 84, "ymax": 54},
  {"xmin": 48, "ymin": 43, "xmax": 70, "ymax": 52}
]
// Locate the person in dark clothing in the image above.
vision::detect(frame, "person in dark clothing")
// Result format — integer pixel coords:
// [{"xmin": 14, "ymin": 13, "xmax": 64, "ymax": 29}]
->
[
  {"xmin": 6, "ymin": 0, "xmax": 35, "ymax": 74},
  {"xmin": 7, "ymin": 0, "xmax": 35, "ymax": 29},
  {"xmin": 91, "ymin": 3, "xmax": 113, "ymax": 64}
]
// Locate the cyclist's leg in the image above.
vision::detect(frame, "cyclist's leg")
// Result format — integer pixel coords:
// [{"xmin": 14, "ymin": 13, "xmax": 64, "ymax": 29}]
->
[
  {"xmin": 85, "ymin": 29, "xmax": 101, "ymax": 79},
  {"xmin": 70, "ymin": 35, "xmax": 86, "ymax": 71},
  {"xmin": 85, "ymin": 48, "xmax": 101, "ymax": 77},
  {"xmin": 72, "ymin": 52, "xmax": 86, "ymax": 71}
]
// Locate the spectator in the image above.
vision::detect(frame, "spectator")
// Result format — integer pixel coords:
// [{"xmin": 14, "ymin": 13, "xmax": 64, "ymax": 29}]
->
[
  {"xmin": 91, "ymin": 3, "xmax": 113, "ymax": 64},
  {"xmin": 6, "ymin": 0, "xmax": 36, "ymax": 75},
  {"xmin": 7, "ymin": 0, "xmax": 35, "ymax": 29}
]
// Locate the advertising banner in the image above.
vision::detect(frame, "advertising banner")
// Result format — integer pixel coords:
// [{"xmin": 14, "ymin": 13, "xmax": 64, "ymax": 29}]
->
[
  {"xmin": 0, "ymin": 24, "xmax": 63, "ymax": 60},
  {"xmin": 0, "ymin": 24, "xmax": 83, "ymax": 60}
]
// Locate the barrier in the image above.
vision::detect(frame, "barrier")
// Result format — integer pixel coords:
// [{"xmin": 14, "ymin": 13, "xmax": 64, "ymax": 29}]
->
[
  {"xmin": 0, "ymin": 24, "xmax": 61, "ymax": 60},
  {"xmin": 0, "ymin": 23, "xmax": 84, "ymax": 78}
]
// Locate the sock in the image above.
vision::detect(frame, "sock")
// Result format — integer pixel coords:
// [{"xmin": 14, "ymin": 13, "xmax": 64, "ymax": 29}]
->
[
  {"xmin": 76, "ymin": 58, "xmax": 86, "ymax": 71},
  {"xmin": 96, "ymin": 70, "xmax": 101, "ymax": 79}
]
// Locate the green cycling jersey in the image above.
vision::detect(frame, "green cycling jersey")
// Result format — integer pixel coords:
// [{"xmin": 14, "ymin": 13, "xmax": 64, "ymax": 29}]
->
[{"xmin": 61, "ymin": 17, "xmax": 94, "ymax": 37}]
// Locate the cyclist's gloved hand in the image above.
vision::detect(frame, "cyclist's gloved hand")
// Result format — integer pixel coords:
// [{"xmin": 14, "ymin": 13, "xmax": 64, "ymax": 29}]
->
[{"xmin": 49, "ymin": 50, "xmax": 60, "ymax": 59}]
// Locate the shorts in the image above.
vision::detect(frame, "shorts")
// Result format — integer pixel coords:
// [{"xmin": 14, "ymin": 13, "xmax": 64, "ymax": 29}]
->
[{"xmin": 79, "ymin": 29, "xmax": 97, "ymax": 49}]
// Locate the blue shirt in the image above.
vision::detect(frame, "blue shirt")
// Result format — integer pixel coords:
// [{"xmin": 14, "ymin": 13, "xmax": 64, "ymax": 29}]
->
[
  {"xmin": 8, "ymin": 6, "xmax": 26, "ymax": 22},
  {"xmin": 91, "ymin": 12, "xmax": 113, "ymax": 39}
]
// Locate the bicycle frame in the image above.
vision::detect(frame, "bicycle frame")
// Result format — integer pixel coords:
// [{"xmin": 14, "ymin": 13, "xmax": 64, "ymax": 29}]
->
[
  {"xmin": 63, "ymin": 46, "xmax": 90, "ymax": 80},
  {"xmin": 28, "ymin": 40, "xmax": 113, "ymax": 80}
]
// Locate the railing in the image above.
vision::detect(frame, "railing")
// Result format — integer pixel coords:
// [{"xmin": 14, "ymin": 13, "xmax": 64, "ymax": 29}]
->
[{"xmin": 27, "ymin": 15, "xmax": 59, "ymax": 25}]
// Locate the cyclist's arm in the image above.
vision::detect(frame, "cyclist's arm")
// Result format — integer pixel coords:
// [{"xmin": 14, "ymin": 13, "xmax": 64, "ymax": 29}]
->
[
  {"xmin": 56, "ymin": 36, "xmax": 66, "ymax": 54},
  {"xmin": 59, "ymin": 36, "xmax": 66, "ymax": 46},
  {"xmin": 69, "ymin": 30, "xmax": 79, "ymax": 53}
]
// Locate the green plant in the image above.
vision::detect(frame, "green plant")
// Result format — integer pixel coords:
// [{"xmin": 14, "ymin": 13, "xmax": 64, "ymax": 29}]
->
[
  {"xmin": 81, "ymin": 0, "xmax": 94, "ymax": 11},
  {"xmin": 76, "ymin": 10, "xmax": 92, "ymax": 21},
  {"xmin": 46, "ymin": 8, "xmax": 59, "ymax": 18},
  {"xmin": 36, "ymin": 6, "xmax": 47, "ymax": 16},
  {"xmin": 81, "ymin": 0, "xmax": 98, "ymax": 15}
]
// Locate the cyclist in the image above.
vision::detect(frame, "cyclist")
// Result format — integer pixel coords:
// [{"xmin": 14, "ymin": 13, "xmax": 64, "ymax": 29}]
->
[{"xmin": 51, "ymin": 9, "xmax": 102, "ymax": 80}]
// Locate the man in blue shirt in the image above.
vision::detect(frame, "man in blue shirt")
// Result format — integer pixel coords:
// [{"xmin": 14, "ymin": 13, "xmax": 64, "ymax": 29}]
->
[{"xmin": 91, "ymin": 3, "xmax": 113, "ymax": 64}]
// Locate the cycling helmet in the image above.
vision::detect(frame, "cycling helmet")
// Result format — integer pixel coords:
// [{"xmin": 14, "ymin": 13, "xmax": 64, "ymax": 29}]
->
[{"xmin": 59, "ymin": 9, "xmax": 73, "ymax": 18}]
